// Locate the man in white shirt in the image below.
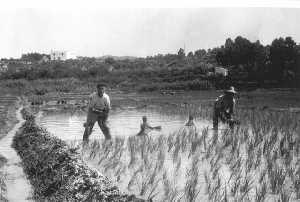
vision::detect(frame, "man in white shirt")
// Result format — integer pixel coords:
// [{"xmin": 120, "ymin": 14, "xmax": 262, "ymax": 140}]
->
[{"xmin": 83, "ymin": 83, "xmax": 111, "ymax": 142}]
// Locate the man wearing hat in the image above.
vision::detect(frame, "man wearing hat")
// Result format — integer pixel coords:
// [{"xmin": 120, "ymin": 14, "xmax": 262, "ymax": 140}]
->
[
  {"xmin": 213, "ymin": 86, "xmax": 237, "ymax": 130},
  {"xmin": 83, "ymin": 83, "xmax": 111, "ymax": 142}
]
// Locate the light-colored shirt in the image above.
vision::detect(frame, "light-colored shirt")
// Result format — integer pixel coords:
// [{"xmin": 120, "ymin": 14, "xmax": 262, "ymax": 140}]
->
[{"xmin": 88, "ymin": 92, "xmax": 111, "ymax": 111}]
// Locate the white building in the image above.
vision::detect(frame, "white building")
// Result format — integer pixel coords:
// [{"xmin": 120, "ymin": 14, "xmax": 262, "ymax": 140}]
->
[
  {"xmin": 0, "ymin": 63, "xmax": 8, "ymax": 73},
  {"xmin": 50, "ymin": 51, "xmax": 77, "ymax": 61},
  {"xmin": 215, "ymin": 66, "xmax": 228, "ymax": 77}
]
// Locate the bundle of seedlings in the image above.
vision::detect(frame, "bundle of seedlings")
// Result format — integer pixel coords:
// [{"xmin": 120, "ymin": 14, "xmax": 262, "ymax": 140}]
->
[{"xmin": 12, "ymin": 108, "xmax": 145, "ymax": 202}]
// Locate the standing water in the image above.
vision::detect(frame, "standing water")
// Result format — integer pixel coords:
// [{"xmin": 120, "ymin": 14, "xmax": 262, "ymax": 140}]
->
[
  {"xmin": 0, "ymin": 106, "xmax": 32, "ymax": 202},
  {"xmin": 37, "ymin": 108, "xmax": 212, "ymax": 141},
  {"xmin": 36, "ymin": 107, "xmax": 231, "ymax": 201}
]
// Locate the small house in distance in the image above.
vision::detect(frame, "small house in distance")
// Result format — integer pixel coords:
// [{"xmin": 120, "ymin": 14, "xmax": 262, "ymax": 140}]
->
[
  {"xmin": 214, "ymin": 66, "xmax": 228, "ymax": 77},
  {"xmin": 50, "ymin": 51, "xmax": 77, "ymax": 61},
  {"xmin": 39, "ymin": 55, "xmax": 50, "ymax": 63},
  {"xmin": 0, "ymin": 63, "xmax": 8, "ymax": 73},
  {"xmin": 107, "ymin": 65, "xmax": 114, "ymax": 72},
  {"xmin": 206, "ymin": 66, "xmax": 228, "ymax": 77}
]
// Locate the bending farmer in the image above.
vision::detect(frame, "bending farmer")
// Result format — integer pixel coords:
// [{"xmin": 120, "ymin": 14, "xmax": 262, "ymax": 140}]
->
[
  {"xmin": 83, "ymin": 83, "xmax": 111, "ymax": 142},
  {"xmin": 213, "ymin": 86, "xmax": 237, "ymax": 130},
  {"xmin": 137, "ymin": 116, "xmax": 161, "ymax": 136}
]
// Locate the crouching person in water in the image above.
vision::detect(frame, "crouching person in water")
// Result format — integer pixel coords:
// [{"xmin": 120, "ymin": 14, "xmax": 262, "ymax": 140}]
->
[
  {"xmin": 136, "ymin": 116, "xmax": 161, "ymax": 136},
  {"xmin": 83, "ymin": 83, "xmax": 111, "ymax": 143},
  {"xmin": 185, "ymin": 115, "xmax": 195, "ymax": 127},
  {"xmin": 179, "ymin": 115, "xmax": 197, "ymax": 137},
  {"xmin": 185, "ymin": 115, "xmax": 197, "ymax": 130},
  {"xmin": 213, "ymin": 86, "xmax": 237, "ymax": 131}
]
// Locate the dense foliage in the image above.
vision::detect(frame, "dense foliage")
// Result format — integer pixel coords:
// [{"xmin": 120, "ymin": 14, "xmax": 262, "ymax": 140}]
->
[
  {"xmin": 215, "ymin": 36, "xmax": 300, "ymax": 85},
  {"xmin": 1, "ymin": 36, "xmax": 300, "ymax": 90},
  {"xmin": 20, "ymin": 52, "xmax": 50, "ymax": 62}
]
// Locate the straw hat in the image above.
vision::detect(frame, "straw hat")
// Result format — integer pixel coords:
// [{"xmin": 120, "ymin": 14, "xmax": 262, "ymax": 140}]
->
[{"xmin": 224, "ymin": 86, "xmax": 237, "ymax": 94}]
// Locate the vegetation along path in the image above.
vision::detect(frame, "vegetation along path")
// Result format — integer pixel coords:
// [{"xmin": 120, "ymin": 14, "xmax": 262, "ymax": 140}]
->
[{"xmin": 0, "ymin": 103, "xmax": 32, "ymax": 202}]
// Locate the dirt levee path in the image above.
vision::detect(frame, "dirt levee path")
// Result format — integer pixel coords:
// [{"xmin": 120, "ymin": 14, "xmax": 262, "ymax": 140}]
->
[{"xmin": 0, "ymin": 105, "xmax": 33, "ymax": 202}]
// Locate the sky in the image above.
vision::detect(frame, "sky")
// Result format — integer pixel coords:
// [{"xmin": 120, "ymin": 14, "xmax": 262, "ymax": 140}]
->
[{"xmin": 1, "ymin": 7, "xmax": 300, "ymax": 58}]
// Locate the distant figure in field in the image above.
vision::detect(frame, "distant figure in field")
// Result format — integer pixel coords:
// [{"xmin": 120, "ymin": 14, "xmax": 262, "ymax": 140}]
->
[
  {"xmin": 213, "ymin": 86, "xmax": 238, "ymax": 130},
  {"xmin": 178, "ymin": 115, "xmax": 197, "ymax": 136},
  {"xmin": 185, "ymin": 115, "xmax": 195, "ymax": 127},
  {"xmin": 83, "ymin": 83, "xmax": 111, "ymax": 143},
  {"xmin": 136, "ymin": 116, "xmax": 161, "ymax": 136}
]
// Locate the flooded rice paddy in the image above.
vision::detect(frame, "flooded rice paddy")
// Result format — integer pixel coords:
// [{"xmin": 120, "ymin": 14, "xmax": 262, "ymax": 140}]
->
[
  {"xmin": 33, "ymin": 92, "xmax": 300, "ymax": 202},
  {"xmin": 35, "ymin": 105, "xmax": 234, "ymax": 201},
  {"xmin": 37, "ymin": 108, "xmax": 212, "ymax": 141}
]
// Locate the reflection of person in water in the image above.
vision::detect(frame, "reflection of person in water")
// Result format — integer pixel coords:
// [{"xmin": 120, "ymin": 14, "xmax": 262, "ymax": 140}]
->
[{"xmin": 136, "ymin": 116, "xmax": 161, "ymax": 136}]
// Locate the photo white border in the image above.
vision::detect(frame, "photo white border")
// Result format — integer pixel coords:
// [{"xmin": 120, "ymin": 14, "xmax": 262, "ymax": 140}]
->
[{"xmin": 1, "ymin": 0, "xmax": 300, "ymax": 9}]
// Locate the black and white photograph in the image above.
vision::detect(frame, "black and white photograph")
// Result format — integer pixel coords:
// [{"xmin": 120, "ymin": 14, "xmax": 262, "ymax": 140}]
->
[{"xmin": 0, "ymin": 1, "xmax": 300, "ymax": 201}]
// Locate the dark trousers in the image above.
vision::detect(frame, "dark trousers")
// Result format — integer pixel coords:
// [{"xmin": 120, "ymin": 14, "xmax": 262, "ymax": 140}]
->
[
  {"xmin": 83, "ymin": 109, "xmax": 111, "ymax": 142},
  {"xmin": 213, "ymin": 109, "xmax": 234, "ymax": 130}
]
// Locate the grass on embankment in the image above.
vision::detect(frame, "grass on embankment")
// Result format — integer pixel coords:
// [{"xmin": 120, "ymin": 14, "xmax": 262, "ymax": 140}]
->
[
  {"xmin": 0, "ymin": 154, "xmax": 8, "ymax": 202},
  {"xmin": 12, "ymin": 108, "xmax": 146, "ymax": 202}
]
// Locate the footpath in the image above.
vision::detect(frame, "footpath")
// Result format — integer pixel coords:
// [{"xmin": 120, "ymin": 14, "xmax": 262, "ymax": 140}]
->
[{"xmin": 0, "ymin": 104, "xmax": 33, "ymax": 202}]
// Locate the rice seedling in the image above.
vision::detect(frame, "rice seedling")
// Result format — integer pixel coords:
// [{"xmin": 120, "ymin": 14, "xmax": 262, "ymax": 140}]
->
[
  {"xmin": 184, "ymin": 155, "xmax": 201, "ymax": 202},
  {"xmin": 127, "ymin": 137, "xmax": 138, "ymax": 168},
  {"xmin": 0, "ymin": 171, "xmax": 8, "ymax": 202},
  {"xmin": 162, "ymin": 171, "xmax": 172, "ymax": 201},
  {"xmin": 259, "ymin": 169, "xmax": 267, "ymax": 184},
  {"xmin": 188, "ymin": 138, "xmax": 201, "ymax": 158},
  {"xmin": 139, "ymin": 177, "xmax": 149, "ymax": 196},
  {"xmin": 201, "ymin": 127, "xmax": 209, "ymax": 150},
  {"xmin": 267, "ymin": 165, "xmax": 286, "ymax": 194},
  {"xmin": 230, "ymin": 171, "xmax": 242, "ymax": 197},
  {"xmin": 279, "ymin": 188, "xmax": 291, "ymax": 202},
  {"xmin": 229, "ymin": 156, "xmax": 242, "ymax": 176},
  {"xmin": 127, "ymin": 165, "xmax": 144, "ymax": 191},
  {"xmin": 209, "ymin": 175, "xmax": 222, "ymax": 201},
  {"xmin": 291, "ymin": 173, "xmax": 300, "ymax": 199},
  {"xmin": 172, "ymin": 143, "xmax": 181, "ymax": 164},
  {"xmin": 239, "ymin": 174, "xmax": 253, "ymax": 201},
  {"xmin": 222, "ymin": 184, "xmax": 228, "ymax": 202},
  {"xmin": 156, "ymin": 147, "xmax": 165, "ymax": 171},
  {"xmin": 255, "ymin": 180, "xmax": 267, "ymax": 202},
  {"xmin": 161, "ymin": 170, "xmax": 181, "ymax": 202},
  {"xmin": 115, "ymin": 164, "xmax": 126, "ymax": 182},
  {"xmin": 254, "ymin": 146, "xmax": 262, "ymax": 170},
  {"xmin": 147, "ymin": 178, "xmax": 161, "ymax": 201},
  {"xmin": 167, "ymin": 134, "xmax": 174, "ymax": 152}
]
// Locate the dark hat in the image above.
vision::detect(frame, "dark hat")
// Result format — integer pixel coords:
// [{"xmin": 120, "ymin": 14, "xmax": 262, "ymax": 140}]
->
[{"xmin": 97, "ymin": 83, "xmax": 107, "ymax": 88}]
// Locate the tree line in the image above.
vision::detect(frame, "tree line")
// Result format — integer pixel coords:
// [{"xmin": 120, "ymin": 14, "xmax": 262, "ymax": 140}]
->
[
  {"xmin": 1, "ymin": 36, "xmax": 300, "ymax": 88},
  {"xmin": 215, "ymin": 36, "xmax": 300, "ymax": 84}
]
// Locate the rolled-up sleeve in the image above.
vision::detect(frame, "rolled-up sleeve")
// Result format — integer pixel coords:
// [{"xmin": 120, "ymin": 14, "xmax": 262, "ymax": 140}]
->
[{"xmin": 105, "ymin": 95, "xmax": 111, "ymax": 110}]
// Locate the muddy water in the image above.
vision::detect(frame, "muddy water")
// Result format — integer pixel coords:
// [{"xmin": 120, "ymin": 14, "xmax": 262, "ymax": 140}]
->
[
  {"xmin": 37, "ymin": 108, "xmax": 213, "ymax": 141},
  {"xmin": 0, "ymin": 106, "xmax": 33, "ymax": 202}
]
